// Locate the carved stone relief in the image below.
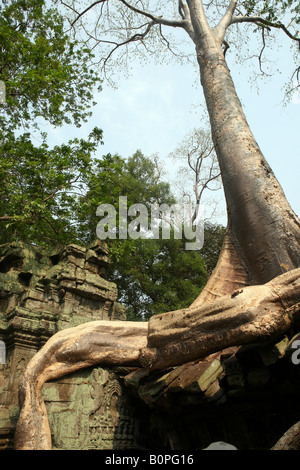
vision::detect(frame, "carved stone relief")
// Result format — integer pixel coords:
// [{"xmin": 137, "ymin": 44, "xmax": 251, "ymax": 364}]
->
[
  {"xmin": 0, "ymin": 241, "xmax": 126, "ymax": 449},
  {"xmin": 42, "ymin": 366, "xmax": 145, "ymax": 450}
]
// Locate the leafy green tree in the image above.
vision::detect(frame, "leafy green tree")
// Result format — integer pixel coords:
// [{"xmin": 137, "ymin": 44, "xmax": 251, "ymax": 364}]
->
[
  {"xmin": 0, "ymin": 128, "xmax": 103, "ymax": 246},
  {"xmin": 0, "ymin": 0, "xmax": 223, "ymax": 321},
  {"xmin": 78, "ymin": 150, "xmax": 209, "ymax": 320},
  {"xmin": 202, "ymin": 223, "xmax": 226, "ymax": 276},
  {"xmin": 0, "ymin": 0, "xmax": 102, "ymax": 246},
  {"xmin": 77, "ymin": 150, "xmax": 176, "ymax": 244},
  {"xmin": 0, "ymin": 0, "xmax": 101, "ymax": 130},
  {"xmin": 113, "ymin": 236, "xmax": 208, "ymax": 321}
]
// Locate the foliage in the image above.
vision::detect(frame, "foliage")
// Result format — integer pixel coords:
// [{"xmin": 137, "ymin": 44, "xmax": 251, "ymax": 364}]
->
[
  {"xmin": 242, "ymin": 0, "xmax": 300, "ymax": 24},
  {"xmin": 202, "ymin": 222, "xmax": 226, "ymax": 276},
  {"xmin": 82, "ymin": 151, "xmax": 209, "ymax": 320},
  {"xmin": 77, "ymin": 150, "xmax": 176, "ymax": 245},
  {"xmin": 0, "ymin": 0, "xmax": 101, "ymax": 130},
  {"xmin": 0, "ymin": 135, "xmax": 222, "ymax": 320},
  {"xmin": 0, "ymin": 0, "xmax": 103, "ymax": 246},
  {"xmin": 0, "ymin": 128, "xmax": 103, "ymax": 247}
]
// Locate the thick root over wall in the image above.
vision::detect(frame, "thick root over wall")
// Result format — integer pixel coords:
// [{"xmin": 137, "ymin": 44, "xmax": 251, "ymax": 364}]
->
[{"xmin": 15, "ymin": 267, "xmax": 300, "ymax": 450}]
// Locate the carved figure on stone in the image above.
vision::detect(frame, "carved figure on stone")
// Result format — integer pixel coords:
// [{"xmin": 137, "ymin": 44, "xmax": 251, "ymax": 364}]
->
[{"xmin": 0, "ymin": 240, "xmax": 125, "ymax": 448}]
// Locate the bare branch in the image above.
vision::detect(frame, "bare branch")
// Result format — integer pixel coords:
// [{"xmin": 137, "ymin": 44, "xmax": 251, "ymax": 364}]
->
[
  {"xmin": 186, "ymin": 0, "xmax": 212, "ymax": 40},
  {"xmin": 213, "ymin": 0, "xmax": 237, "ymax": 43},
  {"xmin": 257, "ymin": 27, "xmax": 271, "ymax": 77},
  {"xmin": 119, "ymin": 0, "xmax": 185, "ymax": 29},
  {"xmin": 178, "ymin": 0, "xmax": 186, "ymax": 20},
  {"xmin": 60, "ymin": 1, "xmax": 79, "ymax": 16},
  {"xmin": 222, "ymin": 39, "xmax": 230, "ymax": 56},
  {"xmin": 230, "ymin": 15, "xmax": 300, "ymax": 49},
  {"xmin": 288, "ymin": 66, "xmax": 300, "ymax": 94},
  {"xmin": 102, "ymin": 20, "xmax": 155, "ymax": 69},
  {"xmin": 192, "ymin": 163, "xmax": 221, "ymax": 223},
  {"xmin": 179, "ymin": 0, "xmax": 196, "ymax": 42},
  {"xmin": 158, "ymin": 24, "xmax": 183, "ymax": 59}
]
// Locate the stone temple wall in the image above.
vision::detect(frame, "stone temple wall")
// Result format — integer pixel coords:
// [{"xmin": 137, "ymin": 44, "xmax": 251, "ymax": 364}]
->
[{"xmin": 0, "ymin": 241, "xmax": 131, "ymax": 449}]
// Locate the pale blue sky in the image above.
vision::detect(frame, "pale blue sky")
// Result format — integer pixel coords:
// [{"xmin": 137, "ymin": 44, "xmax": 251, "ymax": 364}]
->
[{"xmin": 47, "ymin": 32, "xmax": 300, "ymax": 227}]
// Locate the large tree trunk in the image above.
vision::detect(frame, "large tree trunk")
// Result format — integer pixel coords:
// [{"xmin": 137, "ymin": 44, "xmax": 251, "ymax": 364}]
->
[
  {"xmin": 140, "ymin": 267, "xmax": 300, "ymax": 369},
  {"xmin": 187, "ymin": 0, "xmax": 300, "ymax": 306}
]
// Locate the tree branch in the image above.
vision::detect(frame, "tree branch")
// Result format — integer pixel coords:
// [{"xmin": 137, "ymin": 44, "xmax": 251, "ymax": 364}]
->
[
  {"xmin": 257, "ymin": 27, "xmax": 271, "ymax": 76},
  {"xmin": 119, "ymin": 0, "xmax": 185, "ymax": 29},
  {"xmin": 178, "ymin": 0, "xmax": 196, "ymax": 41},
  {"xmin": 158, "ymin": 24, "xmax": 183, "ymax": 58},
  {"xmin": 186, "ymin": 0, "xmax": 212, "ymax": 40},
  {"xmin": 192, "ymin": 167, "xmax": 220, "ymax": 223},
  {"xmin": 42, "ymin": 185, "xmax": 65, "ymax": 203},
  {"xmin": 102, "ymin": 20, "xmax": 155, "ymax": 69},
  {"xmin": 230, "ymin": 16, "xmax": 300, "ymax": 49},
  {"xmin": 178, "ymin": 0, "xmax": 186, "ymax": 20},
  {"xmin": 69, "ymin": 0, "xmax": 107, "ymax": 27}
]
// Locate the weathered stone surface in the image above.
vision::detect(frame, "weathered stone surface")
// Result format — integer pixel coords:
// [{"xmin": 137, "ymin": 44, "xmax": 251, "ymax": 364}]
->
[
  {"xmin": 2, "ymin": 241, "xmax": 300, "ymax": 450},
  {"xmin": 124, "ymin": 337, "xmax": 300, "ymax": 407},
  {"xmin": 121, "ymin": 335, "xmax": 300, "ymax": 449},
  {"xmin": 259, "ymin": 336, "xmax": 290, "ymax": 366},
  {"xmin": 0, "ymin": 241, "xmax": 125, "ymax": 449},
  {"xmin": 124, "ymin": 352, "xmax": 227, "ymax": 409},
  {"xmin": 42, "ymin": 366, "xmax": 149, "ymax": 450}
]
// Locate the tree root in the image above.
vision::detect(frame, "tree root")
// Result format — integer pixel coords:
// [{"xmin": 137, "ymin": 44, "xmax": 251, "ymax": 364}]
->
[
  {"xmin": 272, "ymin": 421, "xmax": 300, "ymax": 450},
  {"xmin": 14, "ymin": 267, "xmax": 300, "ymax": 450}
]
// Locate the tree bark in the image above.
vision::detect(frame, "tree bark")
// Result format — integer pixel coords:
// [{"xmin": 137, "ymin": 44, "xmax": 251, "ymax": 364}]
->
[
  {"xmin": 140, "ymin": 267, "xmax": 300, "ymax": 369},
  {"xmin": 272, "ymin": 421, "xmax": 300, "ymax": 450},
  {"xmin": 14, "ymin": 321, "xmax": 148, "ymax": 450},
  {"xmin": 190, "ymin": 229, "xmax": 250, "ymax": 307},
  {"xmin": 187, "ymin": 0, "xmax": 300, "ymax": 306}
]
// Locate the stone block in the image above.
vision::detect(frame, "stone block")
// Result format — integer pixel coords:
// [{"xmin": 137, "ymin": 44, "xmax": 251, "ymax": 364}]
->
[
  {"xmin": 42, "ymin": 367, "xmax": 145, "ymax": 450},
  {"xmin": 259, "ymin": 336, "xmax": 289, "ymax": 366},
  {"xmin": 0, "ymin": 241, "xmax": 125, "ymax": 448}
]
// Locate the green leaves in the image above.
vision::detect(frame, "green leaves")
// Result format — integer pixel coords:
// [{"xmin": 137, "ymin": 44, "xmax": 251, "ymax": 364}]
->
[
  {"xmin": 0, "ymin": 0, "xmax": 227, "ymax": 322},
  {"xmin": 0, "ymin": 128, "xmax": 103, "ymax": 247},
  {"xmin": 0, "ymin": 0, "xmax": 101, "ymax": 130},
  {"xmin": 116, "ymin": 236, "xmax": 208, "ymax": 321},
  {"xmin": 78, "ymin": 150, "xmax": 214, "ymax": 320},
  {"xmin": 242, "ymin": 0, "xmax": 300, "ymax": 24},
  {"xmin": 0, "ymin": 0, "xmax": 103, "ymax": 247}
]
